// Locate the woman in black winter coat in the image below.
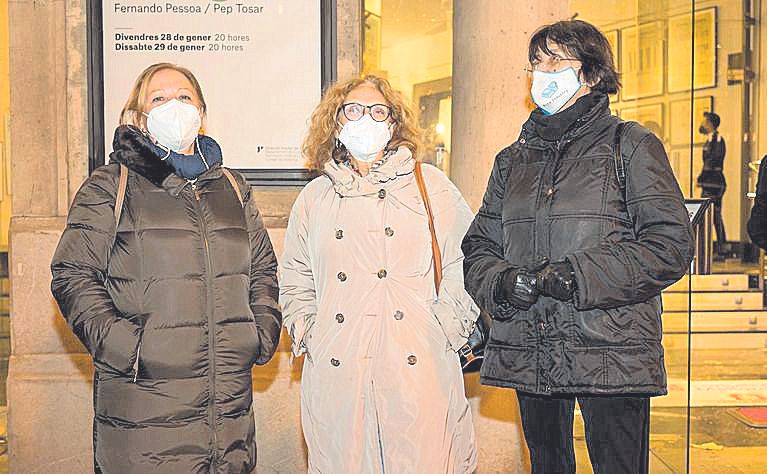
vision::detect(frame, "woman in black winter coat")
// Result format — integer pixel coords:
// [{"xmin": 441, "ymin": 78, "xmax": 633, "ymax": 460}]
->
[
  {"xmin": 748, "ymin": 156, "xmax": 767, "ymax": 250},
  {"xmin": 462, "ymin": 21, "xmax": 694, "ymax": 474},
  {"xmin": 51, "ymin": 63, "xmax": 281, "ymax": 473}
]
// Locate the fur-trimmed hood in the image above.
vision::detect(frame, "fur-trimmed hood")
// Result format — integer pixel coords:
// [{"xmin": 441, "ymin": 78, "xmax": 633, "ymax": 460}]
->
[
  {"xmin": 108, "ymin": 126, "xmax": 176, "ymax": 187},
  {"xmin": 108, "ymin": 126, "xmax": 223, "ymax": 188}
]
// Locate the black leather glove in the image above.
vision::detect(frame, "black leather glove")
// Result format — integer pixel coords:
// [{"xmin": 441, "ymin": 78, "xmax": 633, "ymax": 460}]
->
[
  {"xmin": 495, "ymin": 260, "xmax": 549, "ymax": 310},
  {"xmin": 536, "ymin": 260, "xmax": 576, "ymax": 301}
]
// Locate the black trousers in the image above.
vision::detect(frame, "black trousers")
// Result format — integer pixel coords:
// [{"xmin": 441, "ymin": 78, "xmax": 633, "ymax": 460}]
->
[
  {"xmin": 702, "ymin": 187, "xmax": 727, "ymax": 248},
  {"xmin": 517, "ymin": 392, "xmax": 650, "ymax": 474}
]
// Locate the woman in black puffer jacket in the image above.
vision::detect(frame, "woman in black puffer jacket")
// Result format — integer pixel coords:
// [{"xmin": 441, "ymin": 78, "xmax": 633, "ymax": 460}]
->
[
  {"xmin": 51, "ymin": 63, "xmax": 281, "ymax": 473},
  {"xmin": 748, "ymin": 156, "xmax": 767, "ymax": 250},
  {"xmin": 462, "ymin": 21, "xmax": 694, "ymax": 474}
]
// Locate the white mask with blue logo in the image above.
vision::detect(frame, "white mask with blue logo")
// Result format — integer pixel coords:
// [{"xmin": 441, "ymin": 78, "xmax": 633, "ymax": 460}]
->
[{"xmin": 531, "ymin": 67, "xmax": 582, "ymax": 115}]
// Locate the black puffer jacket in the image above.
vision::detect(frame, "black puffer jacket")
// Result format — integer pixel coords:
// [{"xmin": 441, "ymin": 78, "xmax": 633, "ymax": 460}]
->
[
  {"xmin": 748, "ymin": 156, "xmax": 767, "ymax": 250},
  {"xmin": 462, "ymin": 94, "xmax": 694, "ymax": 396},
  {"xmin": 51, "ymin": 126, "xmax": 281, "ymax": 473}
]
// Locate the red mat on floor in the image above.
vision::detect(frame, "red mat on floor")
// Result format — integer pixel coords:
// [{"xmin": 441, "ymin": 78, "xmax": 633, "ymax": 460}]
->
[{"xmin": 729, "ymin": 407, "xmax": 767, "ymax": 428}]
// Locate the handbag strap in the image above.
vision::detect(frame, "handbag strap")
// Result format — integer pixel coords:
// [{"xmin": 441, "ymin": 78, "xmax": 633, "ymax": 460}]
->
[
  {"xmin": 414, "ymin": 162, "xmax": 442, "ymax": 295},
  {"xmin": 614, "ymin": 121, "xmax": 627, "ymax": 199},
  {"xmin": 221, "ymin": 167, "xmax": 245, "ymax": 207},
  {"xmin": 115, "ymin": 164, "xmax": 129, "ymax": 226}
]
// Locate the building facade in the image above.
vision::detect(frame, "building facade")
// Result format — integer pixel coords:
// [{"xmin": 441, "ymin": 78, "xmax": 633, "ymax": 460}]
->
[{"xmin": 4, "ymin": 0, "xmax": 767, "ymax": 472}]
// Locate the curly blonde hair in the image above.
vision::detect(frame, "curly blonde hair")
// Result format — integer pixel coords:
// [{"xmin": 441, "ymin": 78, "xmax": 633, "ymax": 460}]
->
[{"xmin": 302, "ymin": 75, "xmax": 423, "ymax": 170}]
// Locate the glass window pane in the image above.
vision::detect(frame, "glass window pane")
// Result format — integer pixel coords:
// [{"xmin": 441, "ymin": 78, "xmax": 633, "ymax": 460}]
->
[{"xmin": 363, "ymin": 0, "xmax": 453, "ymax": 173}]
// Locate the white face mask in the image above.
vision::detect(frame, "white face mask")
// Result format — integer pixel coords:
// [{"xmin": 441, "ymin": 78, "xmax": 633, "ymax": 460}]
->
[
  {"xmin": 531, "ymin": 67, "xmax": 582, "ymax": 115},
  {"xmin": 338, "ymin": 115, "xmax": 392, "ymax": 163},
  {"xmin": 145, "ymin": 99, "xmax": 201, "ymax": 152}
]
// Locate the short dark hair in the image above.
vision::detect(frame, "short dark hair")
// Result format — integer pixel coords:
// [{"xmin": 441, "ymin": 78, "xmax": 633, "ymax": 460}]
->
[
  {"xmin": 704, "ymin": 111, "xmax": 721, "ymax": 129},
  {"xmin": 528, "ymin": 20, "xmax": 621, "ymax": 95}
]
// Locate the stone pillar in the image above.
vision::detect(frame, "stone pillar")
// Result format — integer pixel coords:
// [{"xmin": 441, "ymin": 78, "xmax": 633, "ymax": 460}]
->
[
  {"xmin": 336, "ymin": 0, "xmax": 363, "ymax": 81},
  {"xmin": 7, "ymin": 0, "xmax": 94, "ymax": 472},
  {"xmin": 451, "ymin": 2, "xmax": 569, "ymax": 472},
  {"xmin": 6, "ymin": 1, "xmax": 361, "ymax": 473},
  {"xmin": 451, "ymin": 1, "xmax": 569, "ymax": 210}
]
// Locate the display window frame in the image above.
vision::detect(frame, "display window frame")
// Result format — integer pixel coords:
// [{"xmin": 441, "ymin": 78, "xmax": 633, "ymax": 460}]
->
[{"xmin": 86, "ymin": 0, "xmax": 337, "ymax": 186}]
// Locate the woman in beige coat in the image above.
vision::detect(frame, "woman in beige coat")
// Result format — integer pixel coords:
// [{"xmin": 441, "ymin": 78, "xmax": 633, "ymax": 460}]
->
[{"xmin": 279, "ymin": 76, "xmax": 479, "ymax": 473}]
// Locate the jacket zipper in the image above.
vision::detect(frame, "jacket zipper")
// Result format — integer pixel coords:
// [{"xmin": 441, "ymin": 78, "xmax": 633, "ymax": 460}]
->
[
  {"xmin": 132, "ymin": 339, "xmax": 142, "ymax": 383},
  {"xmin": 192, "ymin": 183, "xmax": 219, "ymax": 467}
]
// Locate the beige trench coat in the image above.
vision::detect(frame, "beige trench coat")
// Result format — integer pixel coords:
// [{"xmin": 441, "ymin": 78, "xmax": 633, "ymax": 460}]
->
[{"xmin": 280, "ymin": 148, "xmax": 479, "ymax": 473}]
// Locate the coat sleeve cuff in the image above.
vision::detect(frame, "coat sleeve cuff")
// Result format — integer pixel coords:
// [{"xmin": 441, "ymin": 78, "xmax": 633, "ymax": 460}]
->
[
  {"xmin": 286, "ymin": 318, "xmax": 309, "ymax": 358},
  {"xmin": 254, "ymin": 320, "xmax": 281, "ymax": 365},
  {"xmin": 565, "ymin": 251, "xmax": 592, "ymax": 311},
  {"xmin": 489, "ymin": 264, "xmax": 518, "ymax": 316},
  {"xmin": 431, "ymin": 299, "xmax": 480, "ymax": 352}
]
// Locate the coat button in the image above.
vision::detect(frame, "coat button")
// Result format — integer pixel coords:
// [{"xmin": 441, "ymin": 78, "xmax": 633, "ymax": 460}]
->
[
  {"xmin": 336, "ymin": 313, "xmax": 345, "ymax": 323},
  {"xmin": 335, "ymin": 229, "xmax": 344, "ymax": 239},
  {"xmin": 394, "ymin": 310, "xmax": 404, "ymax": 320},
  {"xmin": 378, "ymin": 189, "xmax": 387, "ymax": 199},
  {"xmin": 385, "ymin": 227, "xmax": 394, "ymax": 237},
  {"xmin": 520, "ymin": 138, "xmax": 526, "ymax": 144},
  {"xmin": 407, "ymin": 355, "xmax": 417, "ymax": 365},
  {"xmin": 331, "ymin": 358, "xmax": 341, "ymax": 367},
  {"xmin": 377, "ymin": 269, "xmax": 387, "ymax": 279},
  {"xmin": 337, "ymin": 272, "xmax": 347, "ymax": 282}
]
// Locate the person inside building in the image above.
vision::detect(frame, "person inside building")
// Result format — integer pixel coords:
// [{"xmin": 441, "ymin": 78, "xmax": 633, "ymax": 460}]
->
[
  {"xmin": 51, "ymin": 62, "xmax": 281, "ymax": 473},
  {"xmin": 748, "ymin": 155, "xmax": 767, "ymax": 250},
  {"xmin": 279, "ymin": 75, "xmax": 479, "ymax": 472},
  {"xmin": 696, "ymin": 111, "xmax": 728, "ymax": 259},
  {"xmin": 461, "ymin": 20, "xmax": 694, "ymax": 474}
]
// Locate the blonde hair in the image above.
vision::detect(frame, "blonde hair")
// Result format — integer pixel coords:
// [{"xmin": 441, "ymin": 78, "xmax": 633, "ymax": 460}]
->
[
  {"xmin": 302, "ymin": 75, "xmax": 423, "ymax": 170},
  {"xmin": 119, "ymin": 63, "xmax": 207, "ymax": 129}
]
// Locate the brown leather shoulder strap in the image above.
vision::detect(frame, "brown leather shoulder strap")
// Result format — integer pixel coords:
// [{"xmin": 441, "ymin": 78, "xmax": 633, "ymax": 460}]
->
[
  {"xmin": 414, "ymin": 162, "xmax": 442, "ymax": 295},
  {"xmin": 115, "ymin": 164, "xmax": 128, "ymax": 226},
  {"xmin": 221, "ymin": 168, "xmax": 245, "ymax": 207}
]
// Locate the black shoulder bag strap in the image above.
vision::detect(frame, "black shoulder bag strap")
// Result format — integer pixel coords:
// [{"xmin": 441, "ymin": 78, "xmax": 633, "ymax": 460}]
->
[
  {"xmin": 614, "ymin": 121, "xmax": 642, "ymax": 241},
  {"xmin": 614, "ymin": 122, "xmax": 628, "ymax": 199}
]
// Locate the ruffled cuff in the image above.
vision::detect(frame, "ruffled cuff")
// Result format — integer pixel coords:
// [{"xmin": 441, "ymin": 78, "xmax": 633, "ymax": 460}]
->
[{"xmin": 432, "ymin": 295, "xmax": 480, "ymax": 352}]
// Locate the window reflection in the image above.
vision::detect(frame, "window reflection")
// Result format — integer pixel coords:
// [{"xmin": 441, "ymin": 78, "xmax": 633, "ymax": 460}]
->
[{"xmin": 363, "ymin": 0, "xmax": 453, "ymax": 173}]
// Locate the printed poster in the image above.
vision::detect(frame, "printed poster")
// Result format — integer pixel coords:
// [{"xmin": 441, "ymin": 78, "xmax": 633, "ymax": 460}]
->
[{"xmin": 103, "ymin": 1, "xmax": 322, "ymax": 169}]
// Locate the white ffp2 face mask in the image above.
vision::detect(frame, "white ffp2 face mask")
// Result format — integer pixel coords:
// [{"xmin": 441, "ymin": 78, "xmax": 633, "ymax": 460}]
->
[
  {"xmin": 531, "ymin": 67, "xmax": 582, "ymax": 115},
  {"xmin": 338, "ymin": 115, "xmax": 392, "ymax": 163},
  {"xmin": 145, "ymin": 99, "xmax": 201, "ymax": 152}
]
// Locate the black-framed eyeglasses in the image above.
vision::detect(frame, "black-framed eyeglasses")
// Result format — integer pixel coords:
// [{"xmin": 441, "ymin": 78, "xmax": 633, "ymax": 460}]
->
[{"xmin": 339, "ymin": 102, "xmax": 392, "ymax": 122}]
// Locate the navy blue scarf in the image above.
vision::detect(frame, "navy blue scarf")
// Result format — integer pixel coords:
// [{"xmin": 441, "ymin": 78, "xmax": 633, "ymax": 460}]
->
[{"xmin": 147, "ymin": 135, "xmax": 224, "ymax": 181}]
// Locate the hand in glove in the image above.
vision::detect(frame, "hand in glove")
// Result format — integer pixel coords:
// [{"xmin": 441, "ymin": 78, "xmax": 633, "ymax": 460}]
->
[
  {"xmin": 536, "ymin": 260, "xmax": 576, "ymax": 301},
  {"xmin": 496, "ymin": 260, "xmax": 549, "ymax": 310}
]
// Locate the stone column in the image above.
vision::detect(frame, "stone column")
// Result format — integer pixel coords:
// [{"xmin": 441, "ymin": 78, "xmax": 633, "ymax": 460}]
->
[
  {"xmin": 7, "ymin": 0, "xmax": 94, "ymax": 472},
  {"xmin": 451, "ymin": 2, "xmax": 569, "ymax": 472},
  {"xmin": 451, "ymin": 1, "xmax": 569, "ymax": 210},
  {"xmin": 336, "ymin": 0, "xmax": 363, "ymax": 82}
]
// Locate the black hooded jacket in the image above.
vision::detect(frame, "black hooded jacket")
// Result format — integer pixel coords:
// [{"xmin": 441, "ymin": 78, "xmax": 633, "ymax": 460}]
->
[
  {"xmin": 51, "ymin": 126, "xmax": 281, "ymax": 473},
  {"xmin": 462, "ymin": 94, "xmax": 694, "ymax": 396},
  {"xmin": 748, "ymin": 156, "xmax": 767, "ymax": 250}
]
